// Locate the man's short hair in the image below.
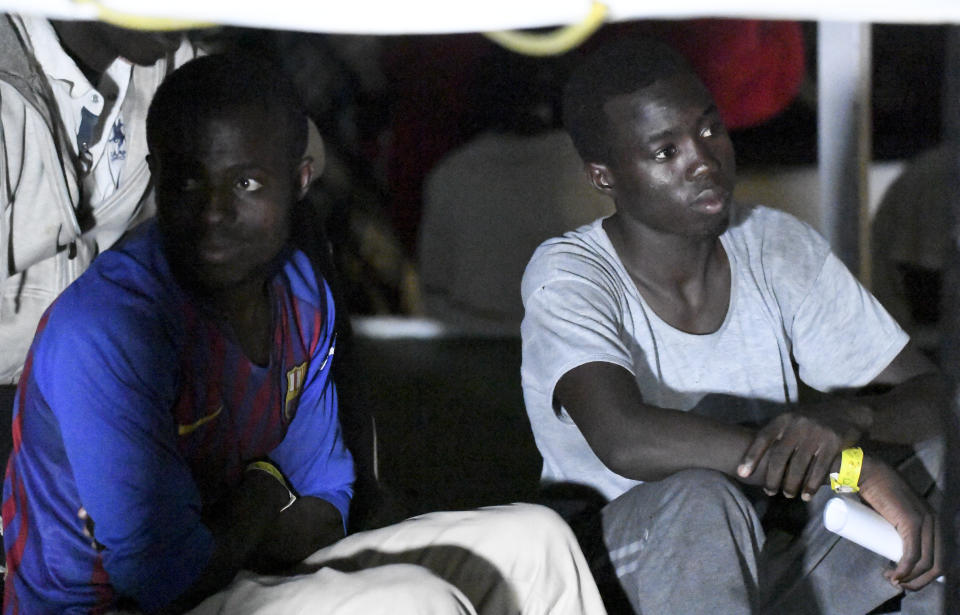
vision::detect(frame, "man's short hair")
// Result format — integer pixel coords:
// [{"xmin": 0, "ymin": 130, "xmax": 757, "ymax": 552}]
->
[
  {"xmin": 562, "ymin": 38, "xmax": 694, "ymax": 164},
  {"xmin": 147, "ymin": 54, "xmax": 307, "ymax": 163}
]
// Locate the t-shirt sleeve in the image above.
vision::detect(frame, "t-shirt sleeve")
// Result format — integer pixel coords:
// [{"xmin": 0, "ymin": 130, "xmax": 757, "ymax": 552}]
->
[
  {"xmin": 267, "ymin": 269, "xmax": 355, "ymax": 527},
  {"xmin": 521, "ymin": 241, "xmax": 635, "ymax": 417},
  {"xmin": 789, "ymin": 251, "xmax": 909, "ymax": 390},
  {"xmin": 36, "ymin": 290, "xmax": 213, "ymax": 613},
  {"xmin": 740, "ymin": 206, "xmax": 913, "ymax": 392}
]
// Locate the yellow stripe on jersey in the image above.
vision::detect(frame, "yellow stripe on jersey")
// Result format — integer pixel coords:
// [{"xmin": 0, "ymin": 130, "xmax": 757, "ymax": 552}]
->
[{"xmin": 178, "ymin": 405, "xmax": 223, "ymax": 436}]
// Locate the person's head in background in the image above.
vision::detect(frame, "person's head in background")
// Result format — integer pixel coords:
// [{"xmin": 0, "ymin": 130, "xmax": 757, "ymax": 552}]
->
[
  {"xmin": 466, "ymin": 48, "xmax": 566, "ymax": 137},
  {"xmin": 50, "ymin": 20, "xmax": 185, "ymax": 83}
]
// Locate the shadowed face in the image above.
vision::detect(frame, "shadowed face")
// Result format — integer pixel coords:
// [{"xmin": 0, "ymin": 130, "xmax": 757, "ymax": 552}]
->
[
  {"xmin": 590, "ymin": 72, "xmax": 736, "ymax": 239},
  {"xmin": 153, "ymin": 106, "xmax": 309, "ymax": 294},
  {"xmin": 95, "ymin": 23, "xmax": 183, "ymax": 65},
  {"xmin": 52, "ymin": 20, "xmax": 183, "ymax": 74}
]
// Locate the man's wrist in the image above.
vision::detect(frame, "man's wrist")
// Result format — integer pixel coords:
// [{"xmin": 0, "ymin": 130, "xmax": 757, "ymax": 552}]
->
[
  {"xmin": 853, "ymin": 451, "xmax": 881, "ymax": 489},
  {"xmin": 242, "ymin": 465, "xmax": 295, "ymax": 512},
  {"xmin": 830, "ymin": 447, "xmax": 863, "ymax": 493},
  {"xmin": 839, "ymin": 399, "xmax": 874, "ymax": 441}
]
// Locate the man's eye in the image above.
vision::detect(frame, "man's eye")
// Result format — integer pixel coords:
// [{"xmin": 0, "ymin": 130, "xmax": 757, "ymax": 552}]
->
[
  {"xmin": 654, "ymin": 146, "xmax": 676, "ymax": 161},
  {"xmin": 180, "ymin": 178, "xmax": 202, "ymax": 192},
  {"xmin": 235, "ymin": 177, "xmax": 263, "ymax": 192},
  {"xmin": 701, "ymin": 122, "xmax": 723, "ymax": 138}
]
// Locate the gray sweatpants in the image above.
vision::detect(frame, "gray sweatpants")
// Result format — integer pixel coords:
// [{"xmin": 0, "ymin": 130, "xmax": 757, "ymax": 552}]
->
[{"xmin": 601, "ymin": 439, "xmax": 944, "ymax": 615}]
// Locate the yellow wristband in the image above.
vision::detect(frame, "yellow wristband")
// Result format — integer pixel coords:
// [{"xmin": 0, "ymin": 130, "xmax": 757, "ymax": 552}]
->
[
  {"xmin": 246, "ymin": 460, "xmax": 297, "ymax": 512},
  {"xmin": 829, "ymin": 447, "xmax": 863, "ymax": 493}
]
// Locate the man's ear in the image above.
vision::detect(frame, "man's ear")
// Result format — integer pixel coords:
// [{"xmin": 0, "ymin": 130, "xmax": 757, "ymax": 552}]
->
[
  {"xmin": 146, "ymin": 153, "xmax": 156, "ymax": 174},
  {"xmin": 296, "ymin": 156, "xmax": 313, "ymax": 199},
  {"xmin": 587, "ymin": 162, "xmax": 615, "ymax": 195},
  {"xmin": 305, "ymin": 121, "xmax": 325, "ymax": 179}
]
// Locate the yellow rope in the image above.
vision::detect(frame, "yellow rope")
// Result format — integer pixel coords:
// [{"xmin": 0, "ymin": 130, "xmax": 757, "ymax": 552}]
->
[
  {"xmin": 483, "ymin": 1, "xmax": 608, "ymax": 56},
  {"xmin": 72, "ymin": 0, "xmax": 215, "ymax": 30}
]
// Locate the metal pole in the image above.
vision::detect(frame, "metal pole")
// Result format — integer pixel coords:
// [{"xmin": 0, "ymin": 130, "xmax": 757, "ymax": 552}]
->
[
  {"xmin": 818, "ymin": 22, "xmax": 872, "ymax": 282},
  {"xmin": 939, "ymin": 24, "xmax": 960, "ymax": 615}
]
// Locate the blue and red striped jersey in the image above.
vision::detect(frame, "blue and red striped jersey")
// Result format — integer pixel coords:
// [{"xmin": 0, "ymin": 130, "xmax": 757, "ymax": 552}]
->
[{"xmin": 2, "ymin": 221, "xmax": 355, "ymax": 614}]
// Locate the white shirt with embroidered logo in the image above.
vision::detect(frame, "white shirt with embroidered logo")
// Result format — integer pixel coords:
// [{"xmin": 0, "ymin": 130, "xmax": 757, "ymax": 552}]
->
[{"xmin": 0, "ymin": 15, "xmax": 196, "ymax": 383}]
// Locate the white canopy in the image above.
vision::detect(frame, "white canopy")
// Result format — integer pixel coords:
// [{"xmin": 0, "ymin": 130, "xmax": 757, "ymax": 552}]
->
[{"xmin": 5, "ymin": 0, "xmax": 960, "ymax": 34}]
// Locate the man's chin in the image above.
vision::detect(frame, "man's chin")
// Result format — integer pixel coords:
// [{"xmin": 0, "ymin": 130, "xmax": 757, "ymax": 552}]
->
[
  {"xmin": 170, "ymin": 258, "xmax": 247, "ymax": 297},
  {"xmin": 692, "ymin": 204, "xmax": 731, "ymax": 238},
  {"xmin": 163, "ymin": 240, "xmax": 290, "ymax": 300}
]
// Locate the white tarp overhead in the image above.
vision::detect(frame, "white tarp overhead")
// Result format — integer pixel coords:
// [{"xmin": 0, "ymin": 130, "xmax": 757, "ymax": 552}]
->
[{"xmin": 5, "ymin": 0, "xmax": 960, "ymax": 34}]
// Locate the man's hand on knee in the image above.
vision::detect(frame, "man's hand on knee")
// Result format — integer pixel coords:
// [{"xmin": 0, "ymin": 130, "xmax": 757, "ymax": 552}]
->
[{"xmin": 737, "ymin": 402, "xmax": 866, "ymax": 501}]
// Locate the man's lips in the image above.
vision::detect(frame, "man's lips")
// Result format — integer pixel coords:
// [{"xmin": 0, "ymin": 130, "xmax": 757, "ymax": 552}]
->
[
  {"xmin": 691, "ymin": 186, "xmax": 730, "ymax": 213},
  {"xmin": 196, "ymin": 237, "xmax": 243, "ymax": 263}
]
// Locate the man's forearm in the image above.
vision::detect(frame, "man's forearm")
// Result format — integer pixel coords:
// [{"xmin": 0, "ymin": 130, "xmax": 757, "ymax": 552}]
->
[
  {"xmin": 156, "ymin": 470, "xmax": 290, "ymax": 614},
  {"xmin": 247, "ymin": 496, "xmax": 344, "ymax": 573},
  {"xmin": 558, "ymin": 361, "xmax": 772, "ymax": 483},
  {"xmin": 858, "ymin": 372, "xmax": 947, "ymax": 444}
]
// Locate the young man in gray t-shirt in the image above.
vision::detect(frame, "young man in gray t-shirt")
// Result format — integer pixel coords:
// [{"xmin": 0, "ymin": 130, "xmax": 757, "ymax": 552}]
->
[{"xmin": 521, "ymin": 38, "xmax": 946, "ymax": 614}]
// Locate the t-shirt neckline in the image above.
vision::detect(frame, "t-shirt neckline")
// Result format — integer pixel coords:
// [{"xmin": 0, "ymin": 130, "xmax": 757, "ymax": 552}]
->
[{"xmin": 593, "ymin": 220, "xmax": 738, "ymax": 339}]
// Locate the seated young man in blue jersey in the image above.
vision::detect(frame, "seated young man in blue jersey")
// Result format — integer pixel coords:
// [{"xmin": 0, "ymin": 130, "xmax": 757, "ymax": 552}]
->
[{"xmin": 1, "ymin": 54, "xmax": 606, "ymax": 615}]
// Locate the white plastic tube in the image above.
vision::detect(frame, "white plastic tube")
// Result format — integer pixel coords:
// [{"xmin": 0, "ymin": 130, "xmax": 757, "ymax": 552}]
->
[
  {"xmin": 823, "ymin": 496, "xmax": 903, "ymax": 562},
  {"xmin": 823, "ymin": 497, "xmax": 946, "ymax": 583}
]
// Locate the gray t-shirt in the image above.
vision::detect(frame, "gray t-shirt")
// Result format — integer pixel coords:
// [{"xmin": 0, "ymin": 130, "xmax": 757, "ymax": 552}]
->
[{"xmin": 520, "ymin": 203, "xmax": 908, "ymax": 501}]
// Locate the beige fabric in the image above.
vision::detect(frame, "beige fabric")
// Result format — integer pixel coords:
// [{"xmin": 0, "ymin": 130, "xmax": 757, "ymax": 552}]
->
[
  {"xmin": 870, "ymin": 145, "xmax": 953, "ymax": 334},
  {"xmin": 189, "ymin": 504, "xmax": 607, "ymax": 615},
  {"xmin": 418, "ymin": 130, "xmax": 613, "ymax": 335}
]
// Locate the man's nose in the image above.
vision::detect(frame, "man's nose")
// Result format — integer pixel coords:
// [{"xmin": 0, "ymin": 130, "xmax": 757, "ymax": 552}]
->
[
  {"xmin": 686, "ymin": 140, "xmax": 720, "ymax": 180},
  {"xmin": 201, "ymin": 189, "xmax": 237, "ymax": 226}
]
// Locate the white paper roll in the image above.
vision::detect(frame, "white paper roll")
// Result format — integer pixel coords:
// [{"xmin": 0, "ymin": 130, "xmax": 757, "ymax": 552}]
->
[{"xmin": 823, "ymin": 496, "xmax": 903, "ymax": 562}]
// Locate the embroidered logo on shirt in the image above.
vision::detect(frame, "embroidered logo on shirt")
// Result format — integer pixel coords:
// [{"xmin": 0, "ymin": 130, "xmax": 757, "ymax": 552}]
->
[
  {"xmin": 108, "ymin": 116, "xmax": 127, "ymax": 187},
  {"xmin": 284, "ymin": 362, "xmax": 308, "ymax": 422}
]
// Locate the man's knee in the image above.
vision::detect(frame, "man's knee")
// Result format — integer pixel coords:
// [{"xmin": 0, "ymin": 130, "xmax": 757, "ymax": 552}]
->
[
  {"xmin": 618, "ymin": 468, "xmax": 750, "ymax": 508},
  {"xmin": 600, "ymin": 471, "xmax": 762, "ymax": 613},
  {"xmin": 603, "ymin": 469, "xmax": 760, "ymax": 539},
  {"xmin": 477, "ymin": 503, "xmax": 580, "ymax": 553},
  {"xmin": 665, "ymin": 468, "xmax": 752, "ymax": 506},
  {"xmin": 338, "ymin": 564, "xmax": 474, "ymax": 614},
  {"xmin": 497, "ymin": 502, "xmax": 574, "ymax": 535}
]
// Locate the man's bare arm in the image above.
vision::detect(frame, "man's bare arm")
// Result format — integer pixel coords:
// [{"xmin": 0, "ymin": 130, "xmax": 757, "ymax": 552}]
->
[
  {"xmin": 555, "ymin": 361, "xmax": 767, "ymax": 483},
  {"xmin": 155, "ymin": 470, "xmax": 300, "ymax": 614},
  {"xmin": 855, "ymin": 341, "xmax": 946, "ymax": 443},
  {"xmin": 739, "ymin": 342, "xmax": 947, "ymax": 502},
  {"xmin": 558, "ymin": 359, "xmax": 942, "ymax": 588}
]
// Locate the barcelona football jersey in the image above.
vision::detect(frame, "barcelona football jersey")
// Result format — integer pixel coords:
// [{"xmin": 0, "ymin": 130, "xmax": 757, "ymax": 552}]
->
[{"xmin": 2, "ymin": 222, "xmax": 354, "ymax": 614}]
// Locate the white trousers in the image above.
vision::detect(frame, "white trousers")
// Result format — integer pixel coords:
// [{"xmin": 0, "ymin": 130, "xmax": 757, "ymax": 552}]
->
[{"xmin": 188, "ymin": 503, "xmax": 607, "ymax": 615}]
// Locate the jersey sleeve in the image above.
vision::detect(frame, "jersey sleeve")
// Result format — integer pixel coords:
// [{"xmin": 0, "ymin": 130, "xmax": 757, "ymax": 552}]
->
[
  {"xmin": 36, "ymin": 280, "xmax": 213, "ymax": 613},
  {"xmin": 521, "ymin": 239, "xmax": 635, "ymax": 418},
  {"xmin": 268, "ymin": 260, "xmax": 355, "ymax": 527}
]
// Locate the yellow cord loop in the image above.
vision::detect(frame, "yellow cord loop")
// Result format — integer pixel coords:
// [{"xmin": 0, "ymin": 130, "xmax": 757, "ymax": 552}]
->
[
  {"xmin": 483, "ymin": 1, "xmax": 608, "ymax": 57},
  {"xmin": 72, "ymin": 0, "xmax": 215, "ymax": 30}
]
